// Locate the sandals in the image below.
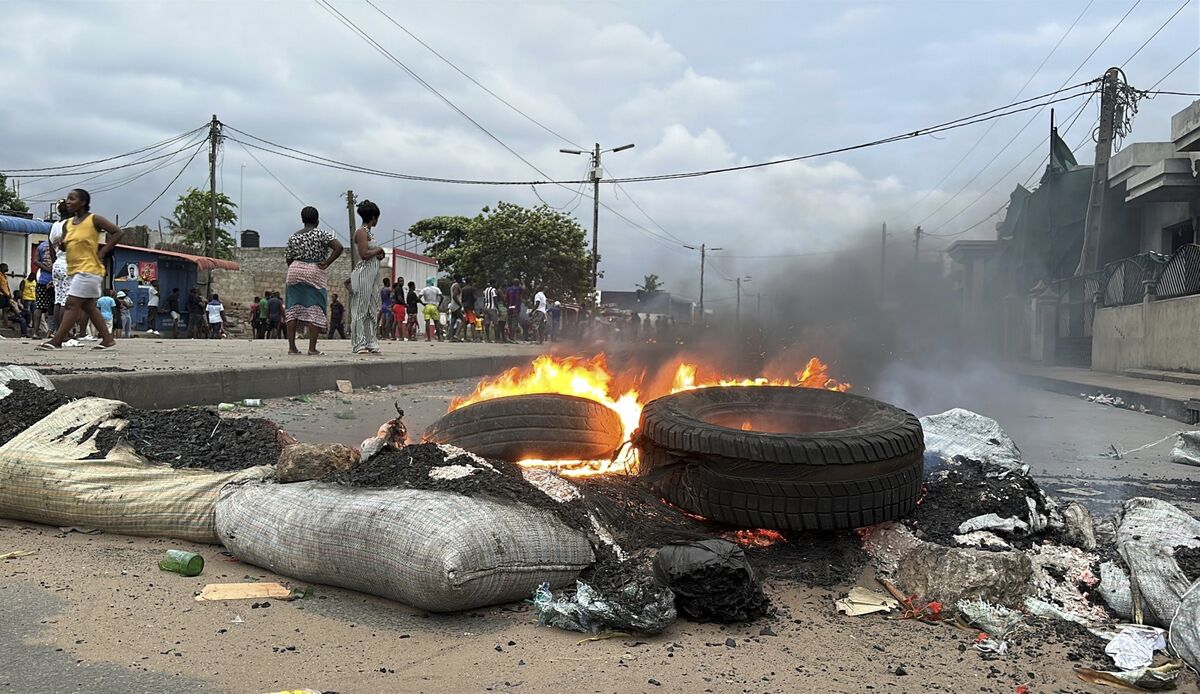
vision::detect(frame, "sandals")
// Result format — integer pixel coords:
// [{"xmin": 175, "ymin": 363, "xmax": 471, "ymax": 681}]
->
[
  {"xmin": 92, "ymin": 343, "xmax": 117, "ymax": 351},
  {"xmin": 36, "ymin": 342, "xmax": 61, "ymax": 351}
]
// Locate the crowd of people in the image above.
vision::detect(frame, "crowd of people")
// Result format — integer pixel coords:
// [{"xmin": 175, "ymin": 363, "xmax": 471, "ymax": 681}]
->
[{"xmin": 2, "ymin": 194, "xmax": 674, "ymax": 353}]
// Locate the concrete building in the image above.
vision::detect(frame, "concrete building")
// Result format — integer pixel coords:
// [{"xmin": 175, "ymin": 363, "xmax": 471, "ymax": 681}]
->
[{"xmin": 0, "ymin": 214, "xmax": 48, "ymax": 279}]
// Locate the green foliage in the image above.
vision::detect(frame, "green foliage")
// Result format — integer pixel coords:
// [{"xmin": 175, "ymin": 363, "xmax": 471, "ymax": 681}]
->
[
  {"xmin": 636, "ymin": 274, "xmax": 663, "ymax": 299},
  {"xmin": 163, "ymin": 187, "xmax": 238, "ymax": 259},
  {"xmin": 409, "ymin": 202, "xmax": 592, "ymax": 303},
  {"xmin": 0, "ymin": 174, "xmax": 29, "ymax": 215}
]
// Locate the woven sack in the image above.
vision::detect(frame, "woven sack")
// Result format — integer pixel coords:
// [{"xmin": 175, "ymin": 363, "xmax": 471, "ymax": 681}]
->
[
  {"xmin": 0, "ymin": 397, "xmax": 271, "ymax": 543},
  {"xmin": 216, "ymin": 480, "xmax": 594, "ymax": 612}
]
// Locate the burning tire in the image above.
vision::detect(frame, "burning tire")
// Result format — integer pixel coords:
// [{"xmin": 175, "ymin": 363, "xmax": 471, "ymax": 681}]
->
[
  {"xmin": 424, "ymin": 394, "xmax": 625, "ymax": 462},
  {"xmin": 636, "ymin": 386, "xmax": 924, "ymax": 531}
]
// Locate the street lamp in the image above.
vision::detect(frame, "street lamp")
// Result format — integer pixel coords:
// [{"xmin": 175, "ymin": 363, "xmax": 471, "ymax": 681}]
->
[{"xmin": 560, "ymin": 142, "xmax": 635, "ymax": 299}]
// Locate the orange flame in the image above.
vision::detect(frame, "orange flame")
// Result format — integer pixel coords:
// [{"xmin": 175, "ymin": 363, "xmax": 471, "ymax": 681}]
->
[
  {"xmin": 448, "ymin": 354, "xmax": 849, "ymax": 477},
  {"xmin": 725, "ymin": 528, "xmax": 787, "ymax": 548}
]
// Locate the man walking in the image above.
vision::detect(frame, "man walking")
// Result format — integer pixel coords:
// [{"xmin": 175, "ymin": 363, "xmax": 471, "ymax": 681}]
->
[
  {"xmin": 206, "ymin": 293, "xmax": 226, "ymax": 339},
  {"xmin": 146, "ymin": 279, "xmax": 160, "ymax": 335},
  {"xmin": 378, "ymin": 278, "xmax": 394, "ymax": 340},
  {"xmin": 531, "ymin": 287, "xmax": 549, "ymax": 344},
  {"xmin": 165, "ymin": 287, "xmax": 182, "ymax": 338},
  {"xmin": 328, "ymin": 293, "xmax": 346, "ymax": 339},
  {"xmin": 482, "ymin": 282, "xmax": 498, "ymax": 343},
  {"xmin": 267, "ymin": 291, "xmax": 283, "ymax": 339},
  {"xmin": 187, "ymin": 287, "xmax": 207, "ymax": 338},
  {"xmin": 504, "ymin": 280, "xmax": 522, "ymax": 343}
]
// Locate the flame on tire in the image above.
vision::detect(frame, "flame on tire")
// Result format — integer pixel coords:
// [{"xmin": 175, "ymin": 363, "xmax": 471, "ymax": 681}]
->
[{"xmin": 449, "ymin": 354, "xmax": 850, "ymax": 477}]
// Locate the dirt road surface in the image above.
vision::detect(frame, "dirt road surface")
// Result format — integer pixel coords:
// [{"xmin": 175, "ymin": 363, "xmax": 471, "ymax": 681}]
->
[{"xmin": 2, "ymin": 378, "xmax": 1197, "ymax": 693}]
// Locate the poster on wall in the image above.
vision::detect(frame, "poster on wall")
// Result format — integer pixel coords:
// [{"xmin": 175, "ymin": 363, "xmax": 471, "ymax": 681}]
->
[
  {"xmin": 126, "ymin": 263, "xmax": 139, "ymax": 281},
  {"xmin": 137, "ymin": 261, "xmax": 158, "ymax": 282}
]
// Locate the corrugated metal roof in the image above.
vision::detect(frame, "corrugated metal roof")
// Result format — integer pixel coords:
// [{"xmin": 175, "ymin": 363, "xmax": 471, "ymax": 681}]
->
[
  {"xmin": 0, "ymin": 214, "xmax": 51, "ymax": 235},
  {"xmin": 116, "ymin": 244, "xmax": 241, "ymax": 271}
]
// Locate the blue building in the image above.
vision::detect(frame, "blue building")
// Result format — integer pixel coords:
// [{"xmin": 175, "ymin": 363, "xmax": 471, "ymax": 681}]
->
[{"xmin": 107, "ymin": 245, "xmax": 239, "ymax": 332}]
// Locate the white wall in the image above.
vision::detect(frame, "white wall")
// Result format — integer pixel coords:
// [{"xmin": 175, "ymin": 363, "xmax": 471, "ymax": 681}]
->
[{"xmin": 0, "ymin": 232, "xmax": 31, "ymax": 277}]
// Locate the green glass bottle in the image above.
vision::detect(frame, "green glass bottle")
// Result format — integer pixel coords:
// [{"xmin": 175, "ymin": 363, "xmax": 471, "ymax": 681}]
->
[{"xmin": 159, "ymin": 550, "xmax": 204, "ymax": 577}]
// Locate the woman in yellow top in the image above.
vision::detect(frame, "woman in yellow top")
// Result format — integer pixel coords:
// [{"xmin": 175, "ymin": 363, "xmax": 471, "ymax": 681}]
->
[{"xmin": 38, "ymin": 188, "xmax": 125, "ymax": 351}]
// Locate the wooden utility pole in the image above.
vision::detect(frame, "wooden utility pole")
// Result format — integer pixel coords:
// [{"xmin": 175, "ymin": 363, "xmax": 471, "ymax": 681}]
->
[
  {"xmin": 345, "ymin": 190, "xmax": 357, "ymax": 270},
  {"xmin": 590, "ymin": 143, "xmax": 601, "ymax": 296},
  {"xmin": 1077, "ymin": 67, "xmax": 1121, "ymax": 275},
  {"xmin": 207, "ymin": 114, "xmax": 220, "ymax": 259},
  {"xmin": 913, "ymin": 225, "xmax": 922, "ymax": 261},
  {"xmin": 879, "ymin": 222, "xmax": 887, "ymax": 302},
  {"xmin": 699, "ymin": 243, "xmax": 706, "ymax": 317}
]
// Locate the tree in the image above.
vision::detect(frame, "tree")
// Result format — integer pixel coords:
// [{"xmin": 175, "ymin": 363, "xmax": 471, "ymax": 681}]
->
[
  {"xmin": 0, "ymin": 174, "xmax": 29, "ymax": 215},
  {"xmin": 636, "ymin": 273, "xmax": 663, "ymax": 300},
  {"xmin": 163, "ymin": 187, "xmax": 237, "ymax": 259},
  {"xmin": 409, "ymin": 202, "xmax": 592, "ymax": 303}
]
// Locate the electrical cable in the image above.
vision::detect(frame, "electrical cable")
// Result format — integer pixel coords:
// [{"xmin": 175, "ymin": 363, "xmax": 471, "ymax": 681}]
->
[
  {"xmin": 893, "ymin": 0, "xmax": 1096, "ymax": 225},
  {"xmin": 6, "ymin": 141, "xmax": 208, "ymax": 180},
  {"xmin": 122, "ymin": 139, "xmax": 208, "ymax": 225},
  {"xmin": 0, "ymin": 125, "xmax": 207, "ymax": 173},
  {"xmin": 23, "ymin": 131, "xmax": 209, "ymax": 202},
  {"xmin": 1121, "ymin": 0, "xmax": 1194, "ymax": 68},
  {"xmin": 232, "ymin": 139, "xmax": 348, "ymax": 242},
  {"xmin": 910, "ymin": 0, "xmax": 1144, "ymax": 231}
]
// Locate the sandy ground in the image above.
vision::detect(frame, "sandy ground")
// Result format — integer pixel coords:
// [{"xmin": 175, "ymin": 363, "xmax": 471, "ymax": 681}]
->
[{"xmin": 2, "ymin": 379, "xmax": 1198, "ymax": 693}]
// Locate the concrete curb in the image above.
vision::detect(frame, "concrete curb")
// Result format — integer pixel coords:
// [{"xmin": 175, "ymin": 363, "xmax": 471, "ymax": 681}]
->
[
  {"xmin": 1016, "ymin": 373, "xmax": 1196, "ymax": 424},
  {"xmin": 48, "ymin": 354, "xmax": 536, "ymax": 409}
]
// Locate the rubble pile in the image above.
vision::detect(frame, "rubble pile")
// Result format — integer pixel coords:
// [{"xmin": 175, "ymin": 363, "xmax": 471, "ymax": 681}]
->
[{"xmin": 92, "ymin": 405, "xmax": 286, "ymax": 471}]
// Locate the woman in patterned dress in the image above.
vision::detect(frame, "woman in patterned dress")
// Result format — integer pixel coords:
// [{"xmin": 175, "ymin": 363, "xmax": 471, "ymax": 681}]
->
[
  {"xmin": 349, "ymin": 199, "xmax": 386, "ymax": 354},
  {"xmin": 284, "ymin": 206, "xmax": 343, "ymax": 355}
]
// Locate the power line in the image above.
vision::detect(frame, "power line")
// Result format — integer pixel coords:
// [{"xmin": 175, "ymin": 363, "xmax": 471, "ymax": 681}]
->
[
  {"xmin": 6, "ymin": 141, "xmax": 208, "ymax": 180},
  {"xmin": 362, "ymin": 0, "xmax": 584, "ymax": 151},
  {"xmin": 1121, "ymin": 0, "xmax": 1194, "ymax": 67},
  {"xmin": 894, "ymin": 0, "xmax": 1096, "ymax": 225},
  {"xmin": 232, "ymin": 139, "xmax": 348, "ymax": 242},
  {"xmin": 0, "ymin": 125, "xmax": 207, "ymax": 173},
  {"xmin": 1149, "ymin": 46, "xmax": 1200, "ymax": 90},
  {"xmin": 23, "ymin": 131, "xmax": 209, "ymax": 202},
  {"xmin": 122, "ymin": 139, "xmax": 208, "ymax": 225},
  {"xmin": 910, "ymin": 0, "xmax": 1144, "ymax": 230}
]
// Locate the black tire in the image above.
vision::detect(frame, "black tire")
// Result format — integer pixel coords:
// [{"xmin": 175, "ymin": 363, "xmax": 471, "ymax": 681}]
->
[
  {"xmin": 636, "ymin": 386, "xmax": 924, "ymax": 530},
  {"xmin": 424, "ymin": 393, "xmax": 625, "ymax": 462}
]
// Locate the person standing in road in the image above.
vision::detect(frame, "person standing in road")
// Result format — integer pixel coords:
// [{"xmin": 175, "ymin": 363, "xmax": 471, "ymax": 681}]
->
[
  {"xmin": 48, "ymin": 200, "xmax": 70, "ymax": 335},
  {"xmin": 266, "ymin": 291, "xmax": 283, "ymax": 339},
  {"xmin": 504, "ymin": 280, "xmax": 522, "ymax": 343},
  {"xmin": 328, "ymin": 294, "xmax": 346, "ymax": 339},
  {"xmin": 482, "ymin": 282, "xmax": 498, "ymax": 343},
  {"xmin": 530, "ymin": 287, "xmax": 549, "ymax": 344},
  {"xmin": 96, "ymin": 289, "xmax": 116, "ymax": 336},
  {"xmin": 146, "ymin": 279, "xmax": 160, "ymax": 335},
  {"xmin": 550, "ymin": 301, "xmax": 562, "ymax": 342},
  {"xmin": 390, "ymin": 295, "xmax": 406, "ymax": 340},
  {"xmin": 20, "ymin": 272, "xmax": 37, "ymax": 335},
  {"xmin": 117, "ymin": 290, "xmax": 133, "ymax": 338},
  {"xmin": 447, "ymin": 278, "xmax": 463, "ymax": 342},
  {"xmin": 285, "ymin": 206, "xmax": 343, "ymax": 355},
  {"xmin": 256, "ymin": 291, "xmax": 269, "ymax": 338},
  {"xmin": 38, "ymin": 189, "xmax": 125, "ymax": 351},
  {"xmin": 206, "ymin": 293, "xmax": 226, "ymax": 339},
  {"xmin": 249, "ymin": 296, "xmax": 262, "ymax": 339},
  {"xmin": 419, "ymin": 276, "xmax": 443, "ymax": 341},
  {"xmin": 187, "ymin": 287, "xmax": 207, "ymax": 338},
  {"xmin": 349, "ymin": 200, "xmax": 385, "ymax": 355},
  {"xmin": 165, "ymin": 287, "xmax": 181, "ymax": 337},
  {"xmin": 378, "ymin": 278, "xmax": 394, "ymax": 340},
  {"xmin": 459, "ymin": 280, "xmax": 477, "ymax": 342},
  {"xmin": 404, "ymin": 281, "xmax": 419, "ymax": 340},
  {"xmin": 33, "ymin": 231, "xmax": 54, "ymax": 336}
]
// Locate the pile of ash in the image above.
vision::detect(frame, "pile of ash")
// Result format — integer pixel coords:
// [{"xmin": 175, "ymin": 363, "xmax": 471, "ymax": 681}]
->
[
  {"xmin": 904, "ymin": 457, "xmax": 1050, "ymax": 550},
  {"xmin": 92, "ymin": 406, "xmax": 284, "ymax": 471},
  {"xmin": 0, "ymin": 380, "xmax": 73, "ymax": 447}
]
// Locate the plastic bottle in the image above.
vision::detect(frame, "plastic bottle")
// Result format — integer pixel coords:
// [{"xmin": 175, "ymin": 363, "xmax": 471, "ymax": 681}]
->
[
  {"xmin": 159, "ymin": 549, "xmax": 204, "ymax": 577},
  {"xmin": 242, "ymin": 399, "xmax": 263, "ymax": 407}
]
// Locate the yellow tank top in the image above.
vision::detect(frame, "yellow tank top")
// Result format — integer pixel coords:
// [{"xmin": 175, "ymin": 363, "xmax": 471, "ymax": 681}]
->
[
  {"xmin": 64, "ymin": 214, "xmax": 105, "ymax": 277},
  {"xmin": 22, "ymin": 279, "xmax": 36, "ymax": 301}
]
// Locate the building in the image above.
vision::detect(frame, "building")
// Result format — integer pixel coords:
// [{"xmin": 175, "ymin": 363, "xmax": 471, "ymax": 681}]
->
[
  {"xmin": 387, "ymin": 248, "xmax": 439, "ymax": 289},
  {"xmin": 0, "ymin": 214, "xmax": 49, "ymax": 279},
  {"xmin": 109, "ymin": 245, "xmax": 240, "ymax": 331},
  {"xmin": 599, "ymin": 290, "xmax": 695, "ymax": 323},
  {"xmin": 943, "ymin": 99, "xmax": 1200, "ymax": 372}
]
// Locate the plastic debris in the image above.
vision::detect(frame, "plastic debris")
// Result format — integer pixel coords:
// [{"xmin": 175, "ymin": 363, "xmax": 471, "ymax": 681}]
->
[
  {"xmin": 835, "ymin": 586, "xmax": 899, "ymax": 616},
  {"xmin": 957, "ymin": 599, "xmax": 1022, "ymax": 638},
  {"xmin": 533, "ymin": 578, "xmax": 676, "ymax": 634},
  {"xmin": 1170, "ymin": 431, "xmax": 1200, "ymax": 468},
  {"xmin": 0, "ymin": 550, "xmax": 37, "ymax": 560},
  {"xmin": 1074, "ymin": 660, "xmax": 1183, "ymax": 690},
  {"xmin": 919, "ymin": 408, "xmax": 1024, "ymax": 472},
  {"xmin": 336, "ymin": 380, "xmax": 353, "ymax": 394},
  {"xmin": 653, "ymin": 539, "xmax": 769, "ymax": 623},
  {"xmin": 1105, "ymin": 626, "xmax": 1167, "ymax": 671},
  {"xmin": 957, "ymin": 513, "xmax": 1030, "ymax": 537}
]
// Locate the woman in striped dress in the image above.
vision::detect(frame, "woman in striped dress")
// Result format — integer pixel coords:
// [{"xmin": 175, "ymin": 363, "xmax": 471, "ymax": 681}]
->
[
  {"xmin": 284, "ymin": 206, "xmax": 343, "ymax": 355},
  {"xmin": 350, "ymin": 199, "xmax": 386, "ymax": 354}
]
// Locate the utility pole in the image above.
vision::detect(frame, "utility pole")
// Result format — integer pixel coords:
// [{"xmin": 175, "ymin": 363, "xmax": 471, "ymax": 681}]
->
[
  {"xmin": 879, "ymin": 222, "xmax": 887, "ymax": 302},
  {"xmin": 736, "ymin": 276, "xmax": 742, "ymax": 325},
  {"xmin": 207, "ymin": 114, "xmax": 220, "ymax": 260},
  {"xmin": 684, "ymin": 242, "xmax": 722, "ymax": 321},
  {"xmin": 590, "ymin": 142, "xmax": 600, "ymax": 294},
  {"xmin": 345, "ymin": 190, "xmax": 357, "ymax": 271},
  {"xmin": 1077, "ymin": 67, "xmax": 1121, "ymax": 275},
  {"xmin": 560, "ymin": 142, "xmax": 634, "ymax": 301},
  {"xmin": 913, "ymin": 225, "xmax": 922, "ymax": 262}
]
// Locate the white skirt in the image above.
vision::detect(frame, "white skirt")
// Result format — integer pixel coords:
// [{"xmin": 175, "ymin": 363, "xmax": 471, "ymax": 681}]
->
[{"xmin": 67, "ymin": 272, "xmax": 104, "ymax": 299}]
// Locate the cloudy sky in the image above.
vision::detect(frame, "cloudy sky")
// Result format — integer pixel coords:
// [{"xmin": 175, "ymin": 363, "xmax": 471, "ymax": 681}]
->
[{"xmin": 2, "ymin": 0, "xmax": 1196, "ymax": 298}]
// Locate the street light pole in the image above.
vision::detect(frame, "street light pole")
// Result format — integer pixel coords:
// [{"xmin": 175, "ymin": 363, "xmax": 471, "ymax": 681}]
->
[{"xmin": 560, "ymin": 142, "xmax": 635, "ymax": 301}]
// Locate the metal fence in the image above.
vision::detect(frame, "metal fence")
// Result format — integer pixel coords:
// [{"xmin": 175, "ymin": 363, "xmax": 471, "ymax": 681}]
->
[
  {"xmin": 1156, "ymin": 244, "xmax": 1200, "ymax": 300},
  {"xmin": 1101, "ymin": 252, "xmax": 1170, "ymax": 307}
]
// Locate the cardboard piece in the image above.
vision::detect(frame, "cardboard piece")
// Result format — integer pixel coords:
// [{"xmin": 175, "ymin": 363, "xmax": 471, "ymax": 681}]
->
[{"xmin": 195, "ymin": 582, "xmax": 291, "ymax": 602}]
